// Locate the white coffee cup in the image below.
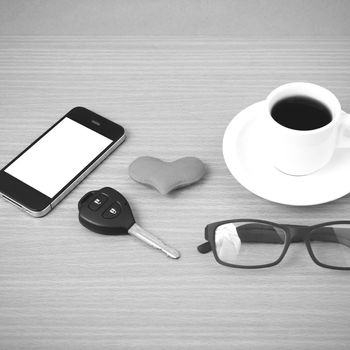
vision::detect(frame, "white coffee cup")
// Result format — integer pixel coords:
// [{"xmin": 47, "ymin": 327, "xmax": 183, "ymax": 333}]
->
[{"xmin": 265, "ymin": 82, "xmax": 350, "ymax": 176}]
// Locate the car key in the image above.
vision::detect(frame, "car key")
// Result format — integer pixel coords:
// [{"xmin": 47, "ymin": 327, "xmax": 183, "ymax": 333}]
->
[{"xmin": 78, "ymin": 187, "xmax": 180, "ymax": 259}]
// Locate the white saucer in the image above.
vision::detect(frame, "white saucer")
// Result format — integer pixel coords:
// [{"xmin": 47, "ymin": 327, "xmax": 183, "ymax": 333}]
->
[{"xmin": 223, "ymin": 101, "xmax": 350, "ymax": 206}]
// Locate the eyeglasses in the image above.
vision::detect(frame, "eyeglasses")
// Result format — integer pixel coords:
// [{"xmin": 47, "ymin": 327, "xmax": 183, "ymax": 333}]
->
[{"xmin": 197, "ymin": 219, "xmax": 350, "ymax": 270}]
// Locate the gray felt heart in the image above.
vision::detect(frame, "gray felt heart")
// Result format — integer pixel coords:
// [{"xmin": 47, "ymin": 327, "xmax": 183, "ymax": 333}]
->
[{"xmin": 128, "ymin": 156, "xmax": 206, "ymax": 195}]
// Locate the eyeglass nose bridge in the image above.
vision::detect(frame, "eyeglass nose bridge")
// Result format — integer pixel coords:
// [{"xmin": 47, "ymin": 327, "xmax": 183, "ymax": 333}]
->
[{"xmin": 282, "ymin": 224, "xmax": 309, "ymax": 243}]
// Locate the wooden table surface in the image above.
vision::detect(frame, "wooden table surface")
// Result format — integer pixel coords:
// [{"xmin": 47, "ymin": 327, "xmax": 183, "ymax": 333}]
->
[{"xmin": 0, "ymin": 37, "xmax": 350, "ymax": 349}]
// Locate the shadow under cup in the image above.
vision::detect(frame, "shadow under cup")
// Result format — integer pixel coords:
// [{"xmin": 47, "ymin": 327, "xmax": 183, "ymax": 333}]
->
[{"xmin": 214, "ymin": 222, "xmax": 350, "ymax": 268}]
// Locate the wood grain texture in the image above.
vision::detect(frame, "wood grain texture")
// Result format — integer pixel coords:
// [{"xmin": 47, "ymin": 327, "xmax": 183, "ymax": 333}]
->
[{"xmin": 0, "ymin": 36, "xmax": 350, "ymax": 349}]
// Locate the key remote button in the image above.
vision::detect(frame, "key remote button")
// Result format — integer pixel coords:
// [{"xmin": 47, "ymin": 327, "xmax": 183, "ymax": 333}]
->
[
  {"xmin": 103, "ymin": 202, "xmax": 121, "ymax": 219},
  {"xmin": 88, "ymin": 194, "xmax": 108, "ymax": 211}
]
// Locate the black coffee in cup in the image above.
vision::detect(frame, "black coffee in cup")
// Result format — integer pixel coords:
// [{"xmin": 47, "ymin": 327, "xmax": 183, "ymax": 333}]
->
[{"xmin": 271, "ymin": 96, "xmax": 332, "ymax": 131}]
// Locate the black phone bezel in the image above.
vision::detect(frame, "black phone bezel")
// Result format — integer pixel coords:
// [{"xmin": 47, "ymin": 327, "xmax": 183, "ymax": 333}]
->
[{"xmin": 0, "ymin": 106, "xmax": 125, "ymax": 214}]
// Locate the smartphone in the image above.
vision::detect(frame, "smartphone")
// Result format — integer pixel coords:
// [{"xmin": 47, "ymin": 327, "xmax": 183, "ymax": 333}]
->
[{"xmin": 0, "ymin": 107, "xmax": 125, "ymax": 217}]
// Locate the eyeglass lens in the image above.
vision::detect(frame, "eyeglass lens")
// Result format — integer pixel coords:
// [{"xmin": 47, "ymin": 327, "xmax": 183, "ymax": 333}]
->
[
  {"xmin": 214, "ymin": 222, "xmax": 286, "ymax": 266},
  {"xmin": 309, "ymin": 224, "xmax": 350, "ymax": 268}
]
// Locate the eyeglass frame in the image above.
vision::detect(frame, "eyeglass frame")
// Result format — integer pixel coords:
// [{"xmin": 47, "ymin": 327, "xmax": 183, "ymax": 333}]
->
[{"xmin": 197, "ymin": 219, "xmax": 350, "ymax": 270}]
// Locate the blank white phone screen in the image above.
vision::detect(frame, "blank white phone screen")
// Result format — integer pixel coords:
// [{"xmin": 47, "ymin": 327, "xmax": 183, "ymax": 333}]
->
[{"xmin": 5, "ymin": 118, "xmax": 113, "ymax": 198}]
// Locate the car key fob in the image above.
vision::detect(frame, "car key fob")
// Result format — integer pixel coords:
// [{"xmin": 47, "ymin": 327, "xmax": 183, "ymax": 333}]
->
[
  {"xmin": 78, "ymin": 187, "xmax": 135, "ymax": 235},
  {"xmin": 78, "ymin": 187, "xmax": 180, "ymax": 259}
]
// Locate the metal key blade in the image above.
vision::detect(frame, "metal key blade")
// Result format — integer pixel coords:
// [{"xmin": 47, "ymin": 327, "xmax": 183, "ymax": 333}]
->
[{"xmin": 128, "ymin": 223, "xmax": 181, "ymax": 259}]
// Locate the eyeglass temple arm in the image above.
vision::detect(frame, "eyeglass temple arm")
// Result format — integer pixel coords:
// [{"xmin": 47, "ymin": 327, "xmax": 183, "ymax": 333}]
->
[{"xmin": 197, "ymin": 241, "xmax": 212, "ymax": 254}]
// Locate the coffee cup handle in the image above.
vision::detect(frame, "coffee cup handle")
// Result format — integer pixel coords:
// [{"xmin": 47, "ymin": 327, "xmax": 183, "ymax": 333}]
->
[{"xmin": 337, "ymin": 111, "xmax": 350, "ymax": 148}]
